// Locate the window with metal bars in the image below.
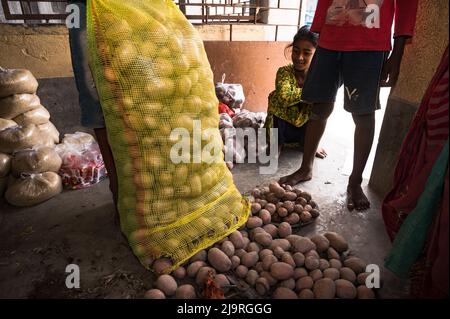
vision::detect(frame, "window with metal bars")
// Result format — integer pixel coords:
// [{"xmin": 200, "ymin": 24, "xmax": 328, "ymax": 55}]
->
[{"xmin": 0, "ymin": 0, "xmax": 317, "ymax": 41}]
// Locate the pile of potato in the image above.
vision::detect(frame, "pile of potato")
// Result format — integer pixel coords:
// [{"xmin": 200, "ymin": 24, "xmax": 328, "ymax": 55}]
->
[
  {"xmin": 248, "ymin": 181, "xmax": 320, "ymax": 227},
  {"xmin": 144, "ymin": 183, "xmax": 376, "ymax": 300}
]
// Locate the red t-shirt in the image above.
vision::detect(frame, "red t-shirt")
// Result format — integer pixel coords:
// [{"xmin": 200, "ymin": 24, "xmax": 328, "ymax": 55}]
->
[{"xmin": 311, "ymin": 0, "xmax": 419, "ymax": 51}]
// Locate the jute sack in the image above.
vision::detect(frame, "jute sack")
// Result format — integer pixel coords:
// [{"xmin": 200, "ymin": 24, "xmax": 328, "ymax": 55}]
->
[{"xmin": 5, "ymin": 172, "xmax": 62, "ymax": 207}]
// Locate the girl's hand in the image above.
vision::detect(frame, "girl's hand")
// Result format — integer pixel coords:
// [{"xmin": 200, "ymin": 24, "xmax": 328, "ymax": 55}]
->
[{"xmin": 380, "ymin": 36, "xmax": 408, "ymax": 88}]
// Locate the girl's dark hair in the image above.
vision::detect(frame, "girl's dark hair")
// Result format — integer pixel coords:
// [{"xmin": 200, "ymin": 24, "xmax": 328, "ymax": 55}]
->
[{"xmin": 285, "ymin": 25, "xmax": 319, "ymax": 58}]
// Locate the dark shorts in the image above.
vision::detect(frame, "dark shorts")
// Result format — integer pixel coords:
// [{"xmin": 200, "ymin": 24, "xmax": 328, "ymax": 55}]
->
[
  {"xmin": 301, "ymin": 46, "xmax": 387, "ymax": 115},
  {"xmin": 274, "ymin": 116, "xmax": 306, "ymax": 148},
  {"xmin": 68, "ymin": 1, "xmax": 106, "ymax": 128}
]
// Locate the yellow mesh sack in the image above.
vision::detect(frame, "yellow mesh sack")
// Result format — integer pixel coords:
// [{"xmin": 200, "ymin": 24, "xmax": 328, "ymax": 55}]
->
[{"xmin": 87, "ymin": 0, "xmax": 250, "ymax": 272}]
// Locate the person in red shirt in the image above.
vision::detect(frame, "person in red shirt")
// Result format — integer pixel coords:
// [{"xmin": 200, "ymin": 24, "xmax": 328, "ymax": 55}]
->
[{"xmin": 279, "ymin": 0, "xmax": 419, "ymax": 211}]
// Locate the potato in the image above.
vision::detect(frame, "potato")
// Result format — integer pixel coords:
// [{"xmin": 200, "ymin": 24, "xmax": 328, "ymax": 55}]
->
[
  {"xmin": 246, "ymin": 270, "xmax": 259, "ymax": 286},
  {"xmin": 190, "ymin": 250, "xmax": 207, "ymax": 262},
  {"xmin": 155, "ymin": 275, "xmax": 177, "ymax": 296},
  {"xmin": 259, "ymin": 249, "xmax": 274, "ymax": 260},
  {"xmin": 344, "ymin": 257, "xmax": 367, "ymax": 274},
  {"xmin": 305, "ymin": 250, "xmax": 320, "ymax": 259},
  {"xmin": 269, "ymin": 239, "xmax": 291, "ymax": 252},
  {"xmin": 266, "ymin": 193, "xmax": 280, "ymax": 204},
  {"xmin": 299, "ymin": 192, "xmax": 312, "ymax": 201},
  {"xmin": 327, "ymin": 247, "xmax": 341, "ymax": 260},
  {"xmin": 254, "ymin": 262, "xmax": 264, "ymax": 273},
  {"xmin": 313, "ymin": 278, "xmax": 336, "ymax": 299},
  {"xmin": 229, "ymin": 231, "xmax": 245, "ymax": 249},
  {"xmin": 292, "ymin": 237, "xmax": 316, "ymax": 254},
  {"xmin": 235, "ymin": 249, "xmax": 247, "ymax": 259},
  {"xmin": 280, "ymin": 278, "xmax": 296, "ymax": 290},
  {"xmin": 278, "ymin": 222, "xmax": 292, "ymax": 238},
  {"xmin": 294, "ymin": 267, "xmax": 308, "ymax": 279},
  {"xmin": 252, "ymin": 188, "xmax": 262, "ymax": 198},
  {"xmin": 293, "ymin": 252, "xmax": 306, "ymax": 267},
  {"xmin": 310, "ymin": 209, "xmax": 320, "ymax": 218},
  {"xmin": 283, "ymin": 192, "xmax": 297, "ymax": 201},
  {"xmin": 254, "ymin": 232, "xmax": 273, "ymax": 247},
  {"xmin": 294, "ymin": 204, "xmax": 304, "ymax": 214},
  {"xmin": 249, "ymin": 227, "xmax": 265, "ymax": 241},
  {"xmin": 357, "ymin": 286, "xmax": 375, "ymax": 299},
  {"xmin": 282, "ymin": 201, "xmax": 295, "ymax": 213},
  {"xmin": 246, "ymin": 216, "xmax": 263, "ymax": 229},
  {"xmin": 305, "ymin": 256, "xmax": 320, "ymax": 270},
  {"xmin": 241, "ymin": 251, "xmax": 259, "ymax": 268},
  {"xmin": 329, "ymin": 259, "xmax": 342, "ymax": 269},
  {"xmin": 231, "ymin": 255, "xmax": 240, "ymax": 269},
  {"xmin": 144, "ymin": 289, "xmax": 166, "ymax": 299},
  {"xmin": 251, "ymin": 202, "xmax": 262, "ymax": 214},
  {"xmin": 335, "ymin": 279, "xmax": 357, "ymax": 299},
  {"xmin": 246, "ymin": 242, "xmax": 262, "ymax": 253},
  {"xmin": 273, "ymin": 287, "xmax": 297, "ymax": 299},
  {"xmin": 270, "ymin": 262, "xmax": 294, "ymax": 280},
  {"xmin": 221, "ymin": 241, "xmax": 235, "ymax": 257},
  {"xmin": 241, "ymin": 230, "xmax": 249, "ymax": 238},
  {"xmin": 259, "ymin": 209, "xmax": 272, "ymax": 225},
  {"xmin": 208, "ymin": 248, "xmax": 232, "ymax": 272},
  {"xmin": 286, "ymin": 235, "xmax": 302, "ymax": 247},
  {"xmin": 273, "ymin": 246, "xmax": 285, "ymax": 259},
  {"xmin": 300, "ymin": 211, "xmax": 312, "ymax": 223},
  {"xmin": 187, "ymin": 261, "xmax": 206, "ymax": 278},
  {"xmin": 173, "ymin": 267, "xmax": 186, "ymax": 279},
  {"xmin": 284, "ymin": 213, "xmax": 300, "ymax": 225},
  {"xmin": 196, "ymin": 267, "xmax": 216, "ymax": 286},
  {"xmin": 323, "ymin": 268, "xmax": 340, "ymax": 281},
  {"xmin": 357, "ymin": 272, "xmax": 370, "ymax": 285},
  {"xmin": 340, "ymin": 267, "xmax": 357, "ymax": 283},
  {"xmin": 281, "ymin": 253, "xmax": 296, "ymax": 268},
  {"xmin": 277, "ymin": 207, "xmax": 288, "ymax": 218},
  {"xmin": 296, "ymin": 197, "xmax": 308, "ymax": 206},
  {"xmin": 269, "ymin": 181, "xmax": 286, "ymax": 198},
  {"xmin": 310, "ymin": 235, "xmax": 330, "ymax": 252},
  {"xmin": 298, "ymin": 289, "xmax": 314, "ymax": 299},
  {"xmin": 296, "ymin": 275, "xmax": 314, "ymax": 291},
  {"xmin": 262, "ymin": 254, "xmax": 278, "ymax": 271},
  {"xmin": 304, "ymin": 204, "xmax": 313, "ymax": 212},
  {"xmin": 284, "ymin": 185, "xmax": 293, "ymax": 192},
  {"xmin": 271, "ymin": 214, "xmax": 282, "ymax": 223},
  {"xmin": 310, "ymin": 269, "xmax": 323, "ymax": 281},
  {"xmin": 175, "ymin": 284, "xmax": 197, "ymax": 299},
  {"xmin": 324, "ymin": 232, "xmax": 349, "ymax": 253},
  {"xmin": 214, "ymin": 274, "xmax": 230, "ymax": 292},
  {"xmin": 319, "ymin": 259, "xmax": 330, "ymax": 271},
  {"xmin": 153, "ymin": 258, "xmax": 173, "ymax": 275},
  {"xmin": 263, "ymin": 224, "xmax": 278, "ymax": 238},
  {"xmin": 255, "ymin": 277, "xmax": 270, "ymax": 296},
  {"xmin": 264, "ymin": 203, "xmax": 277, "ymax": 215},
  {"xmin": 259, "ymin": 199, "xmax": 268, "ymax": 207},
  {"xmin": 236, "ymin": 265, "xmax": 249, "ymax": 278},
  {"xmin": 260, "ymin": 271, "xmax": 278, "ymax": 286}
]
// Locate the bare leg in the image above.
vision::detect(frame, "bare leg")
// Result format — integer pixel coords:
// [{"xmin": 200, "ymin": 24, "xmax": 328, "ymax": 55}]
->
[
  {"xmin": 279, "ymin": 102, "xmax": 334, "ymax": 186},
  {"xmin": 347, "ymin": 113, "xmax": 375, "ymax": 211}
]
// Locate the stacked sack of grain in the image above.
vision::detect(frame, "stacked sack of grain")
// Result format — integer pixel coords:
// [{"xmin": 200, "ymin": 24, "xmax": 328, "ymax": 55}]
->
[{"xmin": 0, "ymin": 67, "xmax": 62, "ymax": 206}]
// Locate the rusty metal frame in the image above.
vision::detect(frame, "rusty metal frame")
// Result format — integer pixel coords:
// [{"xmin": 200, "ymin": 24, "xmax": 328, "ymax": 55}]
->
[{"xmin": 1, "ymin": 0, "xmax": 67, "ymax": 22}]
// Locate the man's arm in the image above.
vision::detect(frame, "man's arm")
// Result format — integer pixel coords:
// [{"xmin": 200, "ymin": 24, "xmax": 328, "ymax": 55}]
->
[{"xmin": 380, "ymin": 0, "xmax": 419, "ymax": 87}]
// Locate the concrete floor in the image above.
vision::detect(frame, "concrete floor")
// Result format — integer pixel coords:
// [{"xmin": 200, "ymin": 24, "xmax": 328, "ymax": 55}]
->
[{"xmin": 0, "ymin": 142, "xmax": 409, "ymax": 299}]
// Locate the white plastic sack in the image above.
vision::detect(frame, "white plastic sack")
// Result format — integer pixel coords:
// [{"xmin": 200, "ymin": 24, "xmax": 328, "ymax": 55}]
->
[
  {"xmin": 215, "ymin": 74, "xmax": 245, "ymax": 110},
  {"xmin": 38, "ymin": 122, "xmax": 60, "ymax": 144},
  {"xmin": 0, "ymin": 119, "xmax": 18, "ymax": 132},
  {"xmin": 5, "ymin": 172, "xmax": 62, "ymax": 207},
  {"xmin": 0, "ymin": 67, "xmax": 39, "ymax": 98},
  {"xmin": 0, "ymin": 93, "xmax": 41, "ymax": 119},
  {"xmin": 0, "ymin": 152, "xmax": 11, "ymax": 177},
  {"xmin": 13, "ymin": 106, "xmax": 51, "ymax": 126},
  {"xmin": 11, "ymin": 146, "xmax": 62, "ymax": 176}
]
